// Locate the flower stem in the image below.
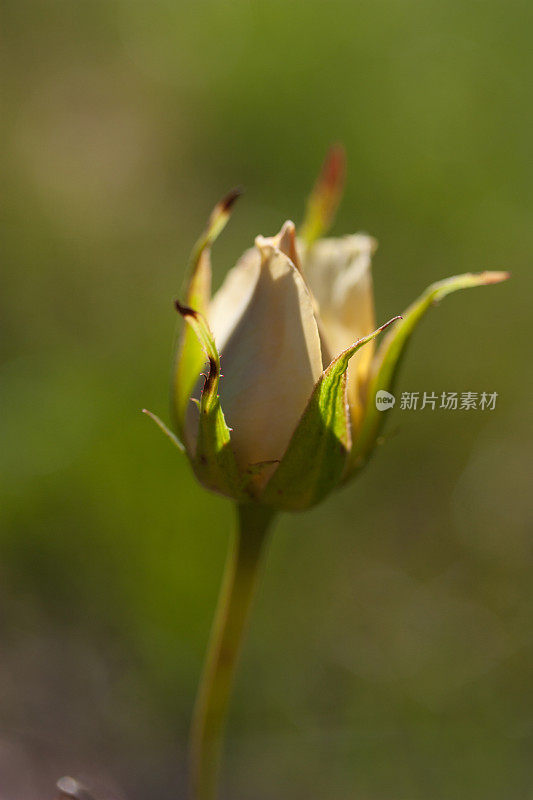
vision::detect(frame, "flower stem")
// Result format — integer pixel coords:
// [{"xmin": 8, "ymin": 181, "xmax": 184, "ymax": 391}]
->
[{"xmin": 188, "ymin": 502, "xmax": 276, "ymax": 800}]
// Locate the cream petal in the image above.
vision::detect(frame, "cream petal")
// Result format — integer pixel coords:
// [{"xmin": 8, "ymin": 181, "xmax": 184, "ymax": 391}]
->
[
  {"xmin": 209, "ymin": 246, "xmax": 261, "ymax": 348},
  {"xmin": 259, "ymin": 221, "xmax": 333, "ymax": 368},
  {"xmin": 208, "ymin": 233, "xmax": 323, "ymax": 484},
  {"xmin": 266, "ymin": 219, "xmax": 302, "ymax": 272},
  {"xmin": 301, "ymin": 235, "xmax": 377, "ymax": 427}
]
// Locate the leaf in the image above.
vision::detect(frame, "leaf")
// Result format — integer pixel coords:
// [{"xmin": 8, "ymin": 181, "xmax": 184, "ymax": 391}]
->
[
  {"xmin": 171, "ymin": 188, "xmax": 242, "ymax": 439},
  {"xmin": 261, "ymin": 317, "xmax": 400, "ymax": 511},
  {"xmin": 300, "ymin": 144, "xmax": 346, "ymax": 245},
  {"xmin": 348, "ymin": 270, "xmax": 510, "ymax": 476},
  {"xmin": 176, "ymin": 302, "xmax": 247, "ymax": 501}
]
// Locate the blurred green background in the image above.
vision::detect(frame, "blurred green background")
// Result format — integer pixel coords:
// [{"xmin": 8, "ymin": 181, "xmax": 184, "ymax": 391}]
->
[{"xmin": 1, "ymin": 0, "xmax": 531, "ymax": 798}]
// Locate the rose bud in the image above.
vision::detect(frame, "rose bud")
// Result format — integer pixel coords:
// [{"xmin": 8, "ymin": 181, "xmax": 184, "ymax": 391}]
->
[{"xmin": 145, "ymin": 147, "xmax": 508, "ymax": 511}]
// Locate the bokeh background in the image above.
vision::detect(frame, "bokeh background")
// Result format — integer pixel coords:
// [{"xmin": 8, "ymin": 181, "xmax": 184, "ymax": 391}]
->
[{"xmin": 1, "ymin": 1, "xmax": 532, "ymax": 798}]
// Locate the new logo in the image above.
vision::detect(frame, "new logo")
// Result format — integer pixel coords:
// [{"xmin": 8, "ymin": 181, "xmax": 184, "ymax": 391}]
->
[{"xmin": 375, "ymin": 390, "xmax": 396, "ymax": 411}]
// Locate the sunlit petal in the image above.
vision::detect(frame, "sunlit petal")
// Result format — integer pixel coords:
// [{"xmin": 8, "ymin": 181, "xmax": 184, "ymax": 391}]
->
[
  {"xmin": 302, "ymin": 234, "xmax": 376, "ymax": 426},
  {"xmin": 208, "ymin": 230, "xmax": 323, "ymax": 484}
]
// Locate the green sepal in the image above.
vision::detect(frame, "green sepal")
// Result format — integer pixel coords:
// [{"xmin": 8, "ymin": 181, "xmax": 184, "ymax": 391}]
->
[
  {"xmin": 300, "ymin": 144, "xmax": 346, "ymax": 246},
  {"xmin": 261, "ymin": 317, "xmax": 401, "ymax": 511},
  {"xmin": 348, "ymin": 270, "xmax": 510, "ymax": 477},
  {"xmin": 176, "ymin": 302, "xmax": 248, "ymax": 502},
  {"xmin": 142, "ymin": 408, "xmax": 185, "ymax": 452},
  {"xmin": 171, "ymin": 189, "xmax": 242, "ymax": 439}
]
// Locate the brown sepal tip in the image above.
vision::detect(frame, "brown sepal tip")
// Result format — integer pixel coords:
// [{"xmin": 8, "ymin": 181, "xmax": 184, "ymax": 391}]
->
[
  {"xmin": 321, "ymin": 143, "xmax": 346, "ymax": 191},
  {"xmin": 174, "ymin": 299, "xmax": 197, "ymax": 318},
  {"xmin": 379, "ymin": 315, "xmax": 403, "ymax": 332},
  {"xmin": 218, "ymin": 186, "xmax": 244, "ymax": 214}
]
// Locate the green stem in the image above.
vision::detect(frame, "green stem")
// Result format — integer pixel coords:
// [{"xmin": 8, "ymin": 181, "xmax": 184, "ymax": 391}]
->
[{"xmin": 188, "ymin": 502, "xmax": 276, "ymax": 800}]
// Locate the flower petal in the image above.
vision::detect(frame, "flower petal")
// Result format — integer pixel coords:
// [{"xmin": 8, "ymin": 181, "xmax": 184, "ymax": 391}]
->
[
  {"xmin": 209, "ymin": 247, "xmax": 261, "ymax": 350},
  {"xmin": 208, "ymin": 221, "xmax": 302, "ymax": 348},
  {"xmin": 209, "ymin": 231, "xmax": 323, "ymax": 487},
  {"xmin": 302, "ymin": 234, "xmax": 377, "ymax": 425}
]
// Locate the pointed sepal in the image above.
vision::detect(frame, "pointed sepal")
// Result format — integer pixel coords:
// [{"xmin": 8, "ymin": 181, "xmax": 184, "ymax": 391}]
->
[
  {"xmin": 175, "ymin": 302, "xmax": 248, "ymax": 501},
  {"xmin": 142, "ymin": 409, "xmax": 185, "ymax": 452},
  {"xmin": 171, "ymin": 189, "xmax": 242, "ymax": 438},
  {"xmin": 261, "ymin": 317, "xmax": 401, "ymax": 511},
  {"xmin": 348, "ymin": 270, "xmax": 510, "ymax": 476},
  {"xmin": 300, "ymin": 144, "xmax": 346, "ymax": 246}
]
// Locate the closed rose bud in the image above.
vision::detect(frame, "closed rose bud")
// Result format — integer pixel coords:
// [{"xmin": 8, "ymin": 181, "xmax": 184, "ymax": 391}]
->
[{"xmin": 146, "ymin": 147, "xmax": 508, "ymax": 511}]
